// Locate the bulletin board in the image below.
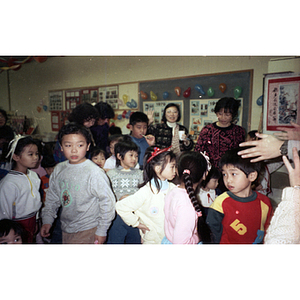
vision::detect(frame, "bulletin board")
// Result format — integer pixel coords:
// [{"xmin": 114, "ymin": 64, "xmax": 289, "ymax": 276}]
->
[
  {"xmin": 263, "ymin": 72, "xmax": 300, "ymax": 134},
  {"xmin": 139, "ymin": 70, "xmax": 253, "ymax": 139}
]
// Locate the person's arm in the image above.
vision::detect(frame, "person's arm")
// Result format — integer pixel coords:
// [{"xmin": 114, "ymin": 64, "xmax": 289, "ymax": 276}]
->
[
  {"xmin": 238, "ymin": 133, "xmax": 284, "ymax": 162},
  {"xmin": 194, "ymin": 126, "xmax": 209, "ymax": 153},
  {"xmin": 206, "ymin": 208, "xmax": 224, "ymax": 243},
  {"xmin": 0, "ymin": 181, "xmax": 17, "ymax": 219},
  {"xmin": 264, "ymin": 147, "xmax": 300, "ymax": 244}
]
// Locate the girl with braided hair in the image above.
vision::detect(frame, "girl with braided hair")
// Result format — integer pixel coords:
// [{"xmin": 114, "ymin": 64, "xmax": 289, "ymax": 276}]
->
[{"xmin": 162, "ymin": 151, "xmax": 212, "ymax": 244}]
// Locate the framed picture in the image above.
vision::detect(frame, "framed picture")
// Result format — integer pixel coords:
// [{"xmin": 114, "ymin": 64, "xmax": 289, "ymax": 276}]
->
[
  {"xmin": 263, "ymin": 73, "xmax": 300, "ymax": 134},
  {"xmin": 49, "ymin": 91, "xmax": 64, "ymax": 111}
]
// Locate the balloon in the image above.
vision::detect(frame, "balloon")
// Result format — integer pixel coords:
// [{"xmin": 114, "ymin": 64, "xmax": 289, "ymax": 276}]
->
[
  {"xmin": 163, "ymin": 91, "xmax": 169, "ymax": 100},
  {"xmin": 195, "ymin": 84, "xmax": 205, "ymax": 95},
  {"xmin": 117, "ymin": 98, "xmax": 124, "ymax": 106},
  {"xmin": 33, "ymin": 56, "xmax": 47, "ymax": 63},
  {"xmin": 183, "ymin": 87, "xmax": 191, "ymax": 98},
  {"xmin": 122, "ymin": 94, "xmax": 128, "ymax": 103},
  {"xmin": 37, "ymin": 106, "xmax": 42, "ymax": 112},
  {"xmin": 234, "ymin": 86, "xmax": 242, "ymax": 99},
  {"xmin": 256, "ymin": 95, "xmax": 263, "ymax": 106},
  {"xmin": 122, "ymin": 110, "xmax": 127, "ymax": 118},
  {"xmin": 150, "ymin": 91, "xmax": 157, "ymax": 101},
  {"xmin": 140, "ymin": 91, "xmax": 148, "ymax": 100},
  {"xmin": 126, "ymin": 123, "xmax": 131, "ymax": 129},
  {"xmin": 219, "ymin": 83, "xmax": 227, "ymax": 93},
  {"xmin": 43, "ymin": 105, "xmax": 48, "ymax": 111},
  {"xmin": 126, "ymin": 99, "xmax": 137, "ymax": 108},
  {"xmin": 117, "ymin": 114, "xmax": 122, "ymax": 120},
  {"xmin": 125, "ymin": 110, "xmax": 131, "ymax": 119},
  {"xmin": 207, "ymin": 87, "xmax": 215, "ymax": 97},
  {"xmin": 174, "ymin": 87, "xmax": 181, "ymax": 96},
  {"xmin": 114, "ymin": 113, "xmax": 118, "ymax": 120}
]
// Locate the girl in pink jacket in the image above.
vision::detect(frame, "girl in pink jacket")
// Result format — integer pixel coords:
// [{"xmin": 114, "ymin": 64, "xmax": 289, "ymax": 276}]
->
[{"xmin": 162, "ymin": 151, "xmax": 212, "ymax": 244}]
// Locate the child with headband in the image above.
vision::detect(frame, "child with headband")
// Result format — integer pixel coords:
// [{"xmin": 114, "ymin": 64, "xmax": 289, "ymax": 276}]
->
[
  {"xmin": 163, "ymin": 151, "xmax": 212, "ymax": 244},
  {"xmin": 0, "ymin": 135, "xmax": 42, "ymax": 243},
  {"xmin": 116, "ymin": 145, "xmax": 177, "ymax": 244}
]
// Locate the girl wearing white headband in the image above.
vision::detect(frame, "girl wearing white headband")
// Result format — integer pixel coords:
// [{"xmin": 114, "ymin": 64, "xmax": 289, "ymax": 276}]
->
[{"xmin": 0, "ymin": 135, "xmax": 42, "ymax": 243}]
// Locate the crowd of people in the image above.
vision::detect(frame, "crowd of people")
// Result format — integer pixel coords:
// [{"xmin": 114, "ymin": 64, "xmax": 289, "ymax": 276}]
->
[{"xmin": 0, "ymin": 97, "xmax": 299, "ymax": 244}]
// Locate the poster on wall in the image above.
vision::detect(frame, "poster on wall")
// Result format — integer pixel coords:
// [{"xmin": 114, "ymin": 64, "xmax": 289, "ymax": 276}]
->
[
  {"xmin": 49, "ymin": 91, "xmax": 64, "ymax": 111},
  {"xmin": 98, "ymin": 86, "xmax": 119, "ymax": 109},
  {"xmin": 65, "ymin": 90, "xmax": 80, "ymax": 111},
  {"xmin": 263, "ymin": 73, "xmax": 300, "ymax": 133},
  {"xmin": 81, "ymin": 88, "xmax": 98, "ymax": 104},
  {"xmin": 143, "ymin": 100, "xmax": 184, "ymax": 125},
  {"xmin": 51, "ymin": 111, "xmax": 70, "ymax": 131},
  {"xmin": 189, "ymin": 98, "xmax": 243, "ymax": 143}
]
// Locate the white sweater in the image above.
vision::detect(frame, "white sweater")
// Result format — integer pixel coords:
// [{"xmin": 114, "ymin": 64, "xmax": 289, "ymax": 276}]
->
[
  {"xmin": 264, "ymin": 187, "xmax": 300, "ymax": 244},
  {"xmin": 116, "ymin": 181, "xmax": 175, "ymax": 244},
  {"xmin": 0, "ymin": 170, "xmax": 41, "ymax": 220}
]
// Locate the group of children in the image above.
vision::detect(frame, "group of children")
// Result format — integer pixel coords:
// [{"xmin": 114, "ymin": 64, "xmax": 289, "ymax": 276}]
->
[{"xmin": 0, "ymin": 105, "xmax": 275, "ymax": 245}]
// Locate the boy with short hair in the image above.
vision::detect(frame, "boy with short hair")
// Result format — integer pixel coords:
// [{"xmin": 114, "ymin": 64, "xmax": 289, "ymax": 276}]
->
[
  {"xmin": 40, "ymin": 122, "xmax": 116, "ymax": 244},
  {"xmin": 206, "ymin": 147, "xmax": 273, "ymax": 244},
  {"xmin": 128, "ymin": 111, "xmax": 155, "ymax": 170},
  {"xmin": 106, "ymin": 136, "xmax": 143, "ymax": 243}
]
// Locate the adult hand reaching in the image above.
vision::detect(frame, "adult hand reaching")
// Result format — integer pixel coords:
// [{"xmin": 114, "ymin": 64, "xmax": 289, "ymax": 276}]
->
[{"xmin": 238, "ymin": 133, "xmax": 284, "ymax": 162}]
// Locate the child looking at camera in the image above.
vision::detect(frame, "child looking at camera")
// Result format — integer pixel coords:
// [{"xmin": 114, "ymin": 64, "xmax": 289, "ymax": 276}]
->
[
  {"xmin": 40, "ymin": 122, "xmax": 115, "ymax": 244},
  {"xmin": 206, "ymin": 147, "xmax": 273, "ymax": 244},
  {"xmin": 106, "ymin": 136, "xmax": 143, "ymax": 243},
  {"xmin": 116, "ymin": 145, "xmax": 176, "ymax": 244},
  {"xmin": 0, "ymin": 219, "xmax": 26, "ymax": 244},
  {"xmin": 90, "ymin": 147, "xmax": 107, "ymax": 169}
]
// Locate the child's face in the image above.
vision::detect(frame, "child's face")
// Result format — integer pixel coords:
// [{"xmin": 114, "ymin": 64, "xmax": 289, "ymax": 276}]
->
[
  {"xmin": 83, "ymin": 118, "xmax": 96, "ymax": 128},
  {"xmin": 157, "ymin": 157, "xmax": 177, "ymax": 181},
  {"xmin": 118, "ymin": 150, "xmax": 138, "ymax": 169},
  {"xmin": 13, "ymin": 144, "xmax": 39, "ymax": 172},
  {"xmin": 45, "ymin": 166, "xmax": 55, "ymax": 176},
  {"xmin": 222, "ymin": 164, "xmax": 256, "ymax": 198},
  {"xmin": 130, "ymin": 122, "xmax": 148, "ymax": 139},
  {"xmin": 109, "ymin": 141, "xmax": 118, "ymax": 156},
  {"xmin": 92, "ymin": 153, "xmax": 106, "ymax": 168},
  {"xmin": 216, "ymin": 108, "xmax": 233, "ymax": 127},
  {"xmin": 60, "ymin": 133, "xmax": 90, "ymax": 164},
  {"xmin": 206, "ymin": 178, "xmax": 219, "ymax": 190},
  {"xmin": 0, "ymin": 229, "xmax": 22, "ymax": 244}
]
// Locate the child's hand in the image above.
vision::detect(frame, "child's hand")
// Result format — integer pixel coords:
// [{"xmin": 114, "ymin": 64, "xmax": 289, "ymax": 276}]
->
[
  {"xmin": 137, "ymin": 223, "xmax": 150, "ymax": 234},
  {"xmin": 146, "ymin": 109, "xmax": 154, "ymax": 125},
  {"xmin": 94, "ymin": 235, "xmax": 106, "ymax": 244},
  {"xmin": 119, "ymin": 195, "xmax": 129, "ymax": 200},
  {"xmin": 40, "ymin": 224, "xmax": 51, "ymax": 237},
  {"xmin": 145, "ymin": 134, "xmax": 155, "ymax": 146}
]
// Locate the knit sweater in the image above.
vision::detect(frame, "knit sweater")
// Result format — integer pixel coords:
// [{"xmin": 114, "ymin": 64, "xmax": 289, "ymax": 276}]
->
[
  {"xmin": 264, "ymin": 187, "xmax": 300, "ymax": 244},
  {"xmin": 116, "ymin": 181, "xmax": 176, "ymax": 244},
  {"xmin": 106, "ymin": 166, "xmax": 143, "ymax": 201},
  {"xmin": 0, "ymin": 169, "xmax": 41, "ymax": 220},
  {"xmin": 194, "ymin": 122, "xmax": 245, "ymax": 168},
  {"xmin": 164, "ymin": 186, "xmax": 199, "ymax": 244},
  {"xmin": 41, "ymin": 159, "xmax": 116, "ymax": 236}
]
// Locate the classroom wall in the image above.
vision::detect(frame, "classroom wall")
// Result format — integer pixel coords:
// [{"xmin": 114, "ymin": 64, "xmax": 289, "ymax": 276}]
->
[{"xmin": 0, "ymin": 56, "xmax": 285, "ymax": 136}]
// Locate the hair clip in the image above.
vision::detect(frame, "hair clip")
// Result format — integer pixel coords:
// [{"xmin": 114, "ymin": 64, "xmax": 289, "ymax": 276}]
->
[
  {"xmin": 147, "ymin": 146, "xmax": 172, "ymax": 163},
  {"xmin": 183, "ymin": 169, "xmax": 190, "ymax": 175},
  {"xmin": 200, "ymin": 151, "xmax": 212, "ymax": 172},
  {"xmin": 196, "ymin": 211, "xmax": 202, "ymax": 217},
  {"xmin": 6, "ymin": 134, "xmax": 26, "ymax": 163}
]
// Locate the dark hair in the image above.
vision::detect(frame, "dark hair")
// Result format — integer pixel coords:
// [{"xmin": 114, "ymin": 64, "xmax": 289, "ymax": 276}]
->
[
  {"xmin": 140, "ymin": 145, "xmax": 176, "ymax": 192},
  {"xmin": 90, "ymin": 147, "xmax": 107, "ymax": 160},
  {"xmin": 247, "ymin": 130, "xmax": 258, "ymax": 140},
  {"xmin": 0, "ymin": 219, "xmax": 26, "ymax": 243},
  {"xmin": 114, "ymin": 136, "xmax": 139, "ymax": 167},
  {"xmin": 214, "ymin": 97, "xmax": 240, "ymax": 121},
  {"xmin": 94, "ymin": 101, "xmax": 115, "ymax": 120},
  {"xmin": 108, "ymin": 134, "xmax": 124, "ymax": 147},
  {"xmin": 109, "ymin": 126, "xmax": 122, "ymax": 136},
  {"xmin": 58, "ymin": 122, "xmax": 92, "ymax": 145},
  {"xmin": 0, "ymin": 108, "xmax": 8, "ymax": 124},
  {"xmin": 129, "ymin": 111, "xmax": 149, "ymax": 126},
  {"xmin": 41, "ymin": 155, "xmax": 56, "ymax": 169},
  {"xmin": 177, "ymin": 151, "xmax": 212, "ymax": 243},
  {"xmin": 68, "ymin": 103, "xmax": 99, "ymax": 125},
  {"xmin": 161, "ymin": 103, "xmax": 181, "ymax": 123},
  {"xmin": 201, "ymin": 166, "xmax": 221, "ymax": 188},
  {"xmin": 9, "ymin": 136, "xmax": 40, "ymax": 169},
  {"xmin": 219, "ymin": 147, "xmax": 261, "ymax": 178}
]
